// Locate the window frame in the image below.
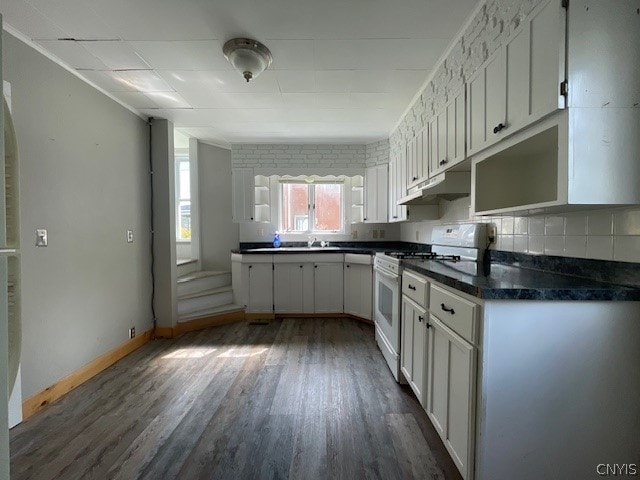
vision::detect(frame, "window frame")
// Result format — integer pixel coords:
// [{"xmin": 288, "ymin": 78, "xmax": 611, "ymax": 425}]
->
[{"xmin": 278, "ymin": 180, "xmax": 345, "ymax": 235}]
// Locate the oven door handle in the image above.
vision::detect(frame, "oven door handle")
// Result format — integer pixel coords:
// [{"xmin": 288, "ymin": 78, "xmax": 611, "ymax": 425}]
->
[{"xmin": 374, "ymin": 265, "xmax": 400, "ymax": 283}]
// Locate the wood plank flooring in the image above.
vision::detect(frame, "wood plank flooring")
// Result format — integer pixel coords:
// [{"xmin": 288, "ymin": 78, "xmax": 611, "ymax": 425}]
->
[{"xmin": 10, "ymin": 318, "xmax": 462, "ymax": 480}]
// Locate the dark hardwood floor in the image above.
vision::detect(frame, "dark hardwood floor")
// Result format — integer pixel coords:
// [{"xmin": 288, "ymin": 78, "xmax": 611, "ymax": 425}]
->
[{"xmin": 10, "ymin": 318, "xmax": 461, "ymax": 480}]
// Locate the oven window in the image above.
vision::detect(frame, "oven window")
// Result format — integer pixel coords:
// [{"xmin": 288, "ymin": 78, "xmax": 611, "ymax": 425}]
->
[{"xmin": 378, "ymin": 281, "xmax": 394, "ymax": 327}]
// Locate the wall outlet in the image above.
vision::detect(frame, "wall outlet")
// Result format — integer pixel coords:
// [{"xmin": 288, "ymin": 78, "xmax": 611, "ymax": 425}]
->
[
  {"xmin": 127, "ymin": 230, "xmax": 134, "ymax": 243},
  {"xmin": 415, "ymin": 230, "xmax": 420, "ymax": 242},
  {"xmin": 129, "ymin": 327, "xmax": 135, "ymax": 339},
  {"xmin": 379, "ymin": 229, "xmax": 385, "ymax": 239},
  {"xmin": 487, "ymin": 224, "xmax": 497, "ymax": 242},
  {"xmin": 372, "ymin": 229, "xmax": 379, "ymax": 239},
  {"xmin": 258, "ymin": 228, "xmax": 265, "ymax": 237},
  {"xmin": 36, "ymin": 229, "xmax": 48, "ymax": 247},
  {"xmin": 351, "ymin": 230, "xmax": 358, "ymax": 239}
]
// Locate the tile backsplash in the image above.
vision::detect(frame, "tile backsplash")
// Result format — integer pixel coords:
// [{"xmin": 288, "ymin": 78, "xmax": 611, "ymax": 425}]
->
[{"xmin": 401, "ymin": 198, "xmax": 640, "ymax": 263}]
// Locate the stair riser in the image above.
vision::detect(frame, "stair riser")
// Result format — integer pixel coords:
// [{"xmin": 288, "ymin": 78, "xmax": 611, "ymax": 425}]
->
[
  {"xmin": 178, "ymin": 291, "xmax": 234, "ymax": 315},
  {"xmin": 177, "ymin": 262, "xmax": 198, "ymax": 277},
  {"xmin": 178, "ymin": 304, "xmax": 244, "ymax": 323},
  {"xmin": 178, "ymin": 274, "xmax": 231, "ymax": 296}
]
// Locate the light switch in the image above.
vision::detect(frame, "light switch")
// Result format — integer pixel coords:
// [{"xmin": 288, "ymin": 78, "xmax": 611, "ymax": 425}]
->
[
  {"xmin": 127, "ymin": 230, "xmax": 134, "ymax": 243},
  {"xmin": 36, "ymin": 229, "xmax": 48, "ymax": 247}
]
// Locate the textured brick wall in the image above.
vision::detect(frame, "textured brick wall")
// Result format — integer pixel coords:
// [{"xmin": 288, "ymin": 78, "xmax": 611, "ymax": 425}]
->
[
  {"xmin": 231, "ymin": 144, "xmax": 366, "ymax": 169},
  {"xmin": 365, "ymin": 140, "xmax": 390, "ymax": 167},
  {"xmin": 389, "ymin": 0, "xmax": 540, "ymax": 159}
]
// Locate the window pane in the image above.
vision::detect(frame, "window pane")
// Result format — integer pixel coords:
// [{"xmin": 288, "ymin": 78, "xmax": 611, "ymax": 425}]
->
[
  {"xmin": 314, "ymin": 184, "xmax": 342, "ymax": 232},
  {"xmin": 282, "ymin": 183, "xmax": 309, "ymax": 232},
  {"xmin": 179, "ymin": 161, "xmax": 190, "ymax": 200},
  {"xmin": 179, "ymin": 200, "xmax": 191, "ymax": 239}
]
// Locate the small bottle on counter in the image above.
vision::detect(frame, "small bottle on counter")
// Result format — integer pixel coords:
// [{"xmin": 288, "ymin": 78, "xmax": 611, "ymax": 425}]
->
[{"xmin": 273, "ymin": 232, "xmax": 281, "ymax": 248}]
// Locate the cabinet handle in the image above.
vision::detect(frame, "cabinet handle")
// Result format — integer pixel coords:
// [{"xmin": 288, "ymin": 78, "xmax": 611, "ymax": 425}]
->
[
  {"xmin": 426, "ymin": 322, "xmax": 431, "ymax": 329},
  {"xmin": 418, "ymin": 316, "xmax": 424, "ymax": 322},
  {"xmin": 249, "ymin": 265, "xmax": 252, "ymax": 269},
  {"xmin": 299, "ymin": 265, "xmax": 303, "ymax": 268},
  {"xmin": 440, "ymin": 303, "xmax": 455, "ymax": 314},
  {"xmin": 408, "ymin": 284, "xmax": 416, "ymax": 291},
  {"xmin": 363, "ymin": 217, "xmax": 368, "ymax": 221},
  {"xmin": 346, "ymin": 265, "xmax": 350, "ymax": 268},
  {"xmin": 439, "ymin": 159, "xmax": 448, "ymax": 166},
  {"xmin": 412, "ymin": 176, "xmax": 417, "ymax": 181},
  {"xmin": 314, "ymin": 265, "xmax": 318, "ymax": 268},
  {"xmin": 393, "ymin": 215, "xmax": 398, "ymax": 219},
  {"xmin": 250, "ymin": 217, "xmax": 254, "ymax": 220},
  {"xmin": 493, "ymin": 123, "xmax": 505, "ymax": 134}
]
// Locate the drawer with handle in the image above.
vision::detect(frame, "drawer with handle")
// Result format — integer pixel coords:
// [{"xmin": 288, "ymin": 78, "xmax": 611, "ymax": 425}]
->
[
  {"xmin": 429, "ymin": 284, "xmax": 478, "ymax": 344},
  {"xmin": 402, "ymin": 270, "xmax": 428, "ymax": 307}
]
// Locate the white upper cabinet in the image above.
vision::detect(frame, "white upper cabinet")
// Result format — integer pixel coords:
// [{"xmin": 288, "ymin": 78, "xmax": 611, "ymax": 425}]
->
[
  {"xmin": 364, "ymin": 164, "xmax": 388, "ymax": 223},
  {"xmin": 406, "ymin": 127, "xmax": 427, "ymax": 188},
  {"xmin": 431, "ymin": 89, "xmax": 466, "ymax": 177},
  {"xmin": 231, "ymin": 168, "xmax": 255, "ymax": 222},
  {"xmin": 467, "ymin": 0, "xmax": 566, "ymax": 157},
  {"xmin": 472, "ymin": 0, "xmax": 640, "ymax": 215},
  {"xmin": 388, "ymin": 150, "xmax": 408, "ymax": 223}
]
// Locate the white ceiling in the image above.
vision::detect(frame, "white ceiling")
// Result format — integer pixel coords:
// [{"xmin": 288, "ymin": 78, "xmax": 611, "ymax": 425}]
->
[{"xmin": 2, "ymin": 0, "xmax": 480, "ymax": 146}]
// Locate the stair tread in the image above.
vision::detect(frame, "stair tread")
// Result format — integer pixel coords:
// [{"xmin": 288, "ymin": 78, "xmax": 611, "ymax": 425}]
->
[
  {"xmin": 177, "ymin": 270, "xmax": 230, "ymax": 283},
  {"xmin": 178, "ymin": 285, "xmax": 233, "ymax": 301},
  {"xmin": 178, "ymin": 303, "xmax": 244, "ymax": 322}
]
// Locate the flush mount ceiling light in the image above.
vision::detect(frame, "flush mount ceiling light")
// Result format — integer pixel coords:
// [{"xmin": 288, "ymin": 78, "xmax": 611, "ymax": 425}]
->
[{"xmin": 223, "ymin": 38, "xmax": 273, "ymax": 83}]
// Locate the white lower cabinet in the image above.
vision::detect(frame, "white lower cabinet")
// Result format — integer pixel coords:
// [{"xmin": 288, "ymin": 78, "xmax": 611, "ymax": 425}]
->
[
  {"xmin": 400, "ymin": 296, "xmax": 427, "ymax": 402},
  {"xmin": 313, "ymin": 262, "xmax": 344, "ymax": 313},
  {"xmin": 273, "ymin": 263, "xmax": 305, "ymax": 313},
  {"xmin": 246, "ymin": 263, "xmax": 273, "ymax": 313},
  {"xmin": 426, "ymin": 289, "xmax": 477, "ymax": 480},
  {"xmin": 344, "ymin": 254, "xmax": 373, "ymax": 320}
]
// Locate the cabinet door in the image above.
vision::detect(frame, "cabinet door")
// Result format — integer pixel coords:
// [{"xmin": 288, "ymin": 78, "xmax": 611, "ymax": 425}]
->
[
  {"xmin": 247, "ymin": 264, "xmax": 273, "ymax": 313},
  {"xmin": 397, "ymin": 148, "xmax": 408, "ymax": 221},
  {"xmin": 466, "ymin": 68, "xmax": 485, "ymax": 156},
  {"xmin": 420, "ymin": 126, "xmax": 430, "ymax": 180},
  {"xmin": 427, "ymin": 316, "xmax": 476, "ymax": 480},
  {"xmin": 400, "ymin": 296, "xmax": 416, "ymax": 384},
  {"xmin": 231, "ymin": 168, "xmax": 254, "ymax": 222},
  {"xmin": 273, "ymin": 264, "xmax": 304, "ymax": 313},
  {"xmin": 529, "ymin": 0, "xmax": 565, "ymax": 117},
  {"xmin": 427, "ymin": 315, "xmax": 448, "ymax": 438},
  {"xmin": 429, "ymin": 117, "xmax": 439, "ymax": 176},
  {"xmin": 364, "ymin": 164, "xmax": 388, "ymax": 223},
  {"xmin": 345, "ymin": 264, "xmax": 372, "ymax": 320},
  {"xmin": 313, "ymin": 263, "xmax": 344, "ymax": 313},
  {"xmin": 505, "ymin": 22, "xmax": 531, "ymax": 134},
  {"xmin": 411, "ymin": 309, "xmax": 427, "ymax": 403},
  {"xmin": 388, "ymin": 154, "xmax": 397, "ymax": 222},
  {"xmin": 484, "ymin": 49, "xmax": 507, "ymax": 144}
]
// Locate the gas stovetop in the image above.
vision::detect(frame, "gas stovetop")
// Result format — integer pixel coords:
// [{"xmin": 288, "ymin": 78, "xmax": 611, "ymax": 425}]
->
[{"xmin": 384, "ymin": 251, "xmax": 462, "ymax": 262}]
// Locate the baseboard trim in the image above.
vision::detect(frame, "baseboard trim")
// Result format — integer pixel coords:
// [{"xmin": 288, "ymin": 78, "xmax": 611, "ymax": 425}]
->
[
  {"xmin": 22, "ymin": 328, "xmax": 153, "ymax": 419},
  {"xmin": 155, "ymin": 310, "xmax": 246, "ymax": 338}
]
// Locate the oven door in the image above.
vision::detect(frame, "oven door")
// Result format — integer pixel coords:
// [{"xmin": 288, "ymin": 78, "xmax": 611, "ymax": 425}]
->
[{"xmin": 373, "ymin": 264, "xmax": 400, "ymax": 354}]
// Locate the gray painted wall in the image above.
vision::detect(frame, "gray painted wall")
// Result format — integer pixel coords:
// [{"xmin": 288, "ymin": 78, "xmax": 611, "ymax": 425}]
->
[
  {"xmin": 0, "ymin": 21, "xmax": 10, "ymax": 478},
  {"xmin": 2, "ymin": 32, "xmax": 153, "ymax": 399},
  {"xmin": 150, "ymin": 118, "xmax": 177, "ymax": 329},
  {"xmin": 198, "ymin": 142, "xmax": 238, "ymax": 271}
]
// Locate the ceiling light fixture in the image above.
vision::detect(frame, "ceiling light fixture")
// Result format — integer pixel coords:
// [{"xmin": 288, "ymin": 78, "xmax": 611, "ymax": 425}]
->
[{"xmin": 223, "ymin": 38, "xmax": 273, "ymax": 83}]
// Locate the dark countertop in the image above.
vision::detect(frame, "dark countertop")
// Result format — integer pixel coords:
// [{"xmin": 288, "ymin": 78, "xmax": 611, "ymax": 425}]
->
[
  {"xmin": 231, "ymin": 243, "xmax": 640, "ymax": 301},
  {"xmin": 401, "ymin": 258, "xmax": 640, "ymax": 301},
  {"xmin": 231, "ymin": 241, "xmax": 429, "ymax": 255}
]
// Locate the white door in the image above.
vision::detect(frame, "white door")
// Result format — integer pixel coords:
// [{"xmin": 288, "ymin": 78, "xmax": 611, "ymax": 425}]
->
[
  {"xmin": 273, "ymin": 263, "xmax": 304, "ymax": 313},
  {"xmin": 314, "ymin": 263, "xmax": 343, "ymax": 313},
  {"xmin": 247, "ymin": 263, "xmax": 273, "ymax": 313}
]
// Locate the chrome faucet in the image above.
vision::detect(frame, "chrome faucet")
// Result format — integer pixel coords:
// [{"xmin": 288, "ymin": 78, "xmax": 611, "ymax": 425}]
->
[{"xmin": 308, "ymin": 236, "xmax": 317, "ymax": 248}]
